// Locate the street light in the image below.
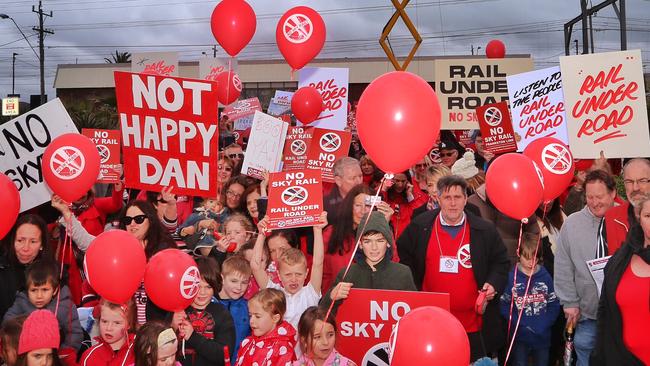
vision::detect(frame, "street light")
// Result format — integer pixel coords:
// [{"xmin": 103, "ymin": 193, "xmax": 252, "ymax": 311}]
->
[{"xmin": 0, "ymin": 14, "xmax": 40, "ymax": 60}]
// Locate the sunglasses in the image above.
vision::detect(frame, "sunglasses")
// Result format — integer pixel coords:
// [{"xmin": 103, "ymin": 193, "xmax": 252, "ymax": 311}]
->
[
  {"xmin": 228, "ymin": 153, "xmax": 244, "ymax": 159},
  {"xmin": 121, "ymin": 214, "xmax": 147, "ymax": 225},
  {"xmin": 440, "ymin": 152, "xmax": 456, "ymax": 158},
  {"xmin": 219, "ymin": 165, "xmax": 233, "ymax": 172}
]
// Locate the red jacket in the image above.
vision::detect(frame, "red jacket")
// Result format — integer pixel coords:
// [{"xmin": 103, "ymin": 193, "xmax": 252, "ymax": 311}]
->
[
  {"xmin": 236, "ymin": 321, "xmax": 296, "ymax": 366},
  {"xmin": 605, "ymin": 201, "xmax": 633, "ymax": 254},
  {"xmin": 78, "ymin": 188, "xmax": 124, "ymax": 236},
  {"xmin": 78, "ymin": 334, "xmax": 136, "ymax": 366}
]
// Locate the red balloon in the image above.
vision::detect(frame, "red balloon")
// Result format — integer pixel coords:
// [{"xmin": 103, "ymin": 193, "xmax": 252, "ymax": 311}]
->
[
  {"xmin": 486, "ymin": 39, "xmax": 506, "ymax": 58},
  {"xmin": 276, "ymin": 6, "xmax": 326, "ymax": 70},
  {"xmin": 486, "ymin": 153, "xmax": 544, "ymax": 221},
  {"xmin": 524, "ymin": 137, "xmax": 575, "ymax": 203},
  {"xmin": 291, "ymin": 86, "xmax": 323, "ymax": 125},
  {"xmin": 389, "ymin": 306, "xmax": 470, "ymax": 366},
  {"xmin": 42, "ymin": 133, "xmax": 101, "ymax": 203},
  {"xmin": 216, "ymin": 71, "xmax": 242, "ymax": 105},
  {"xmin": 356, "ymin": 71, "xmax": 441, "ymax": 174},
  {"xmin": 83, "ymin": 230, "xmax": 146, "ymax": 304},
  {"xmin": 144, "ymin": 249, "xmax": 200, "ymax": 312},
  {"xmin": 0, "ymin": 173, "xmax": 20, "ymax": 240},
  {"xmin": 210, "ymin": 0, "xmax": 256, "ymax": 57}
]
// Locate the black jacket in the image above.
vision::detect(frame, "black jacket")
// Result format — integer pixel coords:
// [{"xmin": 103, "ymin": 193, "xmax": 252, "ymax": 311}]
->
[
  {"xmin": 591, "ymin": 225, "xmax": 645, "ymax": 366},
  {"xmin": 0, "ymin": 255, "xmax": 25, "ymax": 320},
  {"xmin": 396, "ymin": 208, "xmax": 510, "ymax": 354}
]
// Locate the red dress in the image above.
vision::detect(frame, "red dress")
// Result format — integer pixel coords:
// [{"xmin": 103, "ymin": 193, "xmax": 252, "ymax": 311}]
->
[{"xmin": 615, "ymin": 264, "xmax": 650, "ymax": 364}]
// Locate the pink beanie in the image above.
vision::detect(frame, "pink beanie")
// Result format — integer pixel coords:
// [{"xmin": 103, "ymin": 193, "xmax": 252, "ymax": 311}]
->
[{"xmin": 18, "ymin": 310, "xmax": 60, "ymax": 355}]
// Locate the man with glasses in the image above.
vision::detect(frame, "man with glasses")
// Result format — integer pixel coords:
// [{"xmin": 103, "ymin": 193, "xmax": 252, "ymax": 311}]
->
[
  {"xmin": 439, "ymin": 138, "xmax": 464, "ymax": 169},
  {"xmin": 605, "ymin": 158, "xmax": 650, "ymax": 253},
  {"xmin": 224, "ymin": 143, "xmax": 245, "ymax": 167}
]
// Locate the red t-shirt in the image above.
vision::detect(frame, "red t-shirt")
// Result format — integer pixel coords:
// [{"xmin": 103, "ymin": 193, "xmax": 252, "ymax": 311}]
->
[
  {"xmin": 422, "ymin": 217, "xmax": 480, "ymax": 332},
  {"xmin": 616, "ymin": 263, "xmax": 650, "ymax": 364}
]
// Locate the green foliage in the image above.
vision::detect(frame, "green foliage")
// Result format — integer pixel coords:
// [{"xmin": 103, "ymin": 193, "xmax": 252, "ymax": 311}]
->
[
  {"xmin": 66, "ymin": 97, "xmax": 118, "ymax": 130},
  {"xmin": 104, "ymin": 50, "xmax": 131, "ymax": 63}
]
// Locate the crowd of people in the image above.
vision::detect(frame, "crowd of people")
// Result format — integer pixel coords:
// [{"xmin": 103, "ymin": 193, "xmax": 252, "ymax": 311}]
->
[{"xmin": 1, "ymin": 123, "xmax": 649, "ymax": 366}]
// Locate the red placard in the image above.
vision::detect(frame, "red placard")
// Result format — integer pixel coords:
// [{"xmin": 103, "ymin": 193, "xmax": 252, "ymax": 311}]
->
[
  {"xmin": 222, "ymin": 97, "xmax": 262, "ymax": 131},
  {"xmin": 305, "ymin": 128, "xmax": 351, "ymax": 182},
  {"xmin": 282, "ymin": 126, "xmax": 313, "ymax": 171},
  {"xmin": 476, "ymin": 101, "xmax": 517, "ymax": 154},
  {"xmin": 82, "ymin": 129, "xmax": 122, "ymax": 183},
  {"xmin": 114, "ymin": 71, "xmax": 219, "ymax": 197},
  {"xmin": 267, "ymin": 170, "xmax": 323, "ymax": 230},
  {"xmin": 336, "ymin": 289, "xmax": 450, "ymax": 365}
]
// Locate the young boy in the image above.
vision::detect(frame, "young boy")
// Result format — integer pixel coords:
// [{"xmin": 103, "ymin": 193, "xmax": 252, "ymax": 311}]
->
[
  {"xmin": 251, "ymin": 213, "xmax": 327, "ymax": 331},
  {"xmin": 2, "ymin": 260, "xmax": 83, "ymax": 353},
  {"xmin": 217, "ymin": 255, "xmax": 252, "ymax": 365},
  {"xmin": 499, "ymin": 233, "xmax": 560, "ymax": 366}
]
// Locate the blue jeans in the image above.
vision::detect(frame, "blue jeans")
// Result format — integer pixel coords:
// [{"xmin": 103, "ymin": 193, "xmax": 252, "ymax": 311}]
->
[
  {"xmin": 512, "ymin": 343, "xmax": 549, "ymax": 366},
  {"xmin": 574, "ymin": 319, "xmax": 597, "ymax": 366}
]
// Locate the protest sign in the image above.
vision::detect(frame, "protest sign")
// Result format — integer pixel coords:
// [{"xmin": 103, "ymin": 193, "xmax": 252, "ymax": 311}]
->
[
  {"xmin": 435, "ymin": 57, "xmax": 534, "ymax": 129},
  {"xmin": 336, "ymin": 289, "xmax": 450, "ymax": 365},
  {"xmin": 0, "ymin": 99, "xmax": 79, "ymax": 211},
  {"xmin": 282, "ymin": 126, "xmax": 313, "ymax": 171},
  {"xmin": 199, "ymin": 57, "xmax": 238, "ymax": 81},
  {"xmin": 222, "ymin": 97, "xmax": 262, "ymax": 131},
  {"xmin": 114, "ymin": 71, "xmax": 219, "ymax": 197},
  {"xmin": 560, "ymin": 50, "xmax": 650, "ymax": 158},
  {"xmin": 476, "ymin": 101, "xmax": 517, "ymax": 154},
  {"xmin": 241, "ymin": 111, "xmax": 289, "ymax": 180},
  {"xmin": 507, "ymin": 66, "xmax": 568, "ymax": 151},
  {"xmin": 267, "ymin": 91, "xmax": 294, "ymax": 123},
  {"xmin": 298, "ymin": 67, "xmax": 349, "ymax": 130},
  {"xmin": 267, "ymin": 170, "xmax": 323, "ymax": 229},
  {"xmin": 81, "ymin": 129, "xmax": 122, "ymax": 183},
  {"xmin": 306, "ymin": 128, "xmax": 352, "ymax": 182},
  {"xmin": 131, "ymin": 51, "xmax": 179, "ymax": 76}
]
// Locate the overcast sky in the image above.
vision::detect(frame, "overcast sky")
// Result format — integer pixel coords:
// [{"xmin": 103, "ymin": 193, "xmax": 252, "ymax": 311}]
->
[{"xmin": 1, "ymin": 0, "xmax": 649, "ymax": 100}]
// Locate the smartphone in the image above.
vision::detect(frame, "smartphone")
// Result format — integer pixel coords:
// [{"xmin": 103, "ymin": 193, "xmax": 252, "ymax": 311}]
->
[{"xmin": 364, "ymin": 196, "xmax": 382, "ymax": 208}]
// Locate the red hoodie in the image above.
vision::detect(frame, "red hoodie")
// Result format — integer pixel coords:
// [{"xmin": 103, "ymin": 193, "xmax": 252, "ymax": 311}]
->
[
  {"xmin": 78, "ymin": 334, "xmax": 136, "ymax": 366},
  {"xmin": 236, "ymin": 321, "xmax": 297, "ymax": 366}
]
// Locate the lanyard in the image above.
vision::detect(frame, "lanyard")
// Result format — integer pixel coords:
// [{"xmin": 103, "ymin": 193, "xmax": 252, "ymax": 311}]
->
[{"xmin": 434, "ymin": 215, "xmax": 467, "ymax": 257}]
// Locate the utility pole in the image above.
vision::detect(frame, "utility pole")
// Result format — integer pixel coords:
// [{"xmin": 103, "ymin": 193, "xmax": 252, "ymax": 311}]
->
[
  {"xmin": 12, "ymin": 53, "xmax": 18, "ymax": 95},
  {"xmin": 574, "ymin": 39, "xmax": 579, "ymax": 55},
  {"xmin": 580, "ymin": 0, "xmax": 589, "ymax": 54},
  {"xmin": 32, "ymin": 0, "xmax": 53, "ymax": 105},
  {"xmin": 589, "ymin": 12, "xmax": 595, "ymax": 53}
]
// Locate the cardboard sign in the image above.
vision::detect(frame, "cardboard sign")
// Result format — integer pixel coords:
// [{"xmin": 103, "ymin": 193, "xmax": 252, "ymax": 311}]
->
[
  {"xmin": 298, "ymin": 67, "xmax": 349, "ymax": 130},
  {"xmin": 507, "ymin": 66, "xmax": 569, "ymax": 151},
  {"xmin": 241, "ymin": 111, "xmax": 289, "ymax": 180},
  {"xmin": 305, "ymin": 128, "xmax": 352, "ymax": 182},
  {"xmin": 114, "ymin": 71, "xmax": 219, "ymax": 197},
  {"xmin": 336, "ymin": 289, "xmax": 450, "ymax": 365},
  {"xmin": 560, "ymin": 50, "xmax": 650, "ymax": 158},
  {"xmin": 131, "ymin": 51, "xmax": 179, "ymax": 77},
  {"xmin": 0, "ymin": 99, "xmax": 79, "ymax": 212},
  {"xmin": 81, "ymin": 129, "xmax": 122, "ymax": 183},
  {"xmin": 222, "ymin": 97, "xmax": 262, "ymax": 131},
  {"xmin": 199, "ymin": 57, "xmax": 238, "ymax": 81},
  {"xmin": 267, "ymin": 91, "xmax": 294, "ymax": 121},
  {"xmin": 476, "ymin": 102, "xmax": 518, "ymax": 154},
  {"xmin": 2, "ymin": 97, "xmax": 19, "ymax": 116},
  {"xmin": 435, "ymin": 57, "xmax": 534, "ymax": 129},
  {"xmin": 282, "ymin": 126, "xmax": 313, "ymax": 171},
  {"xmin": 267, "ymin": 170, "xmax": 323, "ymax": 229}
]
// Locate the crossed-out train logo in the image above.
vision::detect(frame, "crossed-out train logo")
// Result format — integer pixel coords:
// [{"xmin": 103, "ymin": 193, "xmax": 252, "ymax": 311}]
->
[
  {"xmin": 283, "ymin": 13, "xmax": 313, "ymax": 44},
  {"xmin": 232, "ymin": 74, "xmax": 242, "ymax": 92},
  {"xmin": 290, "ymin": 139, "xmax": 307, "ymax": 156},
  {"xmin": 320, "ymin": 132, "xmax": 341, "ymax": 153},
  {"xmin": 532, "ymin": 161, "xmax": 545, "ymax": 189},
  {"xmin": 457, "ymin": 244, "xmax": 472, "ymax": 269},
  {"xmin": 541, "ymin": 143, "xmax": 572, "ymax": 175},
  {"xmin": 363, "ymin": 342, "xmax": 391, "ymax": 366},
  {"xmin": 96, "ymin": 145, "xmax": 110, "ymax": 164},
  {"xmin": 483, "ymin": 106, "xmax": 502, "ymax": 127},
  {"xmin": 180, "ymin": 266, "xmax": 201, "ymax": 300},
  {"xmin": 50, "ymin": 146, "xmax": 85, "ymax": 180},
  {"xmin": 281, "ymin": 186, "xmax": 308, "ymax": 206}
]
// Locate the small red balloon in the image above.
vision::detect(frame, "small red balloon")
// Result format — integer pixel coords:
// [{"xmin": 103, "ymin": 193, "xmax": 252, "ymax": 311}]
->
[
  {"xmin": 210, "ymin": 0, "xmax": 256, "ymax": 57},
  {"xmin": 216, "ymin": 71, "xmax": 242, "ymax": 105},
  {"xmin": 524, "ymin": 137, "xmax": 575, "ymax": 203},
  {"xmin": 84, "ymin": 230, "xmax": 147, "ymax": 304},
  {"xmin": 0, "ymin": 173, "xmax": 20, "ymax": 239},
  {"xmin": 291, "ymin": 86, "xmax": 323, "ymax": 125},
  {"xmin": 144, "ymin": 249, "xmax": 200, "ymax": 312},
  {"xmin": 486, "ymin": 39, "xmax": 506, "ymax": 58},
  {"xmin": 389, "ymin": 306, "xmax": 470, "ymax": 366},
  {"xmin": 486, "ymin": 153, "xmax": 544, "ymax": 221},
  {"xmin": 42, "ymin": 133, "xmax": 101, "ymax": 203},
  {"xmin": 276, "ymin": 6, "xmax": 326, "ymax": 70}
]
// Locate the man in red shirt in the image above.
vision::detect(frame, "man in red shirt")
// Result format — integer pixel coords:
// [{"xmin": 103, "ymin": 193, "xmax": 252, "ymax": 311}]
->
[{"xmin": 397, "ymin": 175, "xmax": 510, "ymax": 362}]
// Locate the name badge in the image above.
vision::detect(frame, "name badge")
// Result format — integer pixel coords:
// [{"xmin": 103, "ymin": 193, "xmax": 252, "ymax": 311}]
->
[{"xmin": 440, "ymin": 256, "xmax": 459, "ymax": 274}]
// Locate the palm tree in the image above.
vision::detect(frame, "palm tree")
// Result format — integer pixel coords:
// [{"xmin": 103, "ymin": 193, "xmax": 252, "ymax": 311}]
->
[{"xmin": 104, "ymin": 50, "xmax": 131, "ymax": 63}]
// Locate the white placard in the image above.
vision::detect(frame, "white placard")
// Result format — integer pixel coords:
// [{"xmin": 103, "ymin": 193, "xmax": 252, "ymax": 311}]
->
[{"xmin": 241, "ymin": 111, "xmax": 289, "ymax": 180}]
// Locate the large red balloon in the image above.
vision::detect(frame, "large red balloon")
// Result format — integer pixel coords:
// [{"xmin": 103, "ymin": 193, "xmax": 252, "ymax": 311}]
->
[
  {"xmin": 216, "ymin": 71, "xmax": 242, "ymax": 105},
  {"xmin": 84, "ymin": 230, "xmax": 146, "ymax": 304},
  {"xmin": 291, "ymin": 86, "xmax": 323, "ymax": 125},
  {"xmin": 356, "ymin": 71, "xmax": 441, "ymax": 174},
  {"xmin": 486, "ymin": 153, "xmax": 544, "ymax": 221},
  {"xmin": 144, "ymin": 249, "xmax": 200, "ymax": 312},
  {"xmin": 210, "ymin": 0, "xmax": 256, "ymax": 57},
  {"xmin": 42, "ymin": 133, "xmax": 100, "ymax": 203},
  {"xmin": 389, "ymin": 306, "xmax": 470, "ymax": 366},
  {"xmin": 276, "ymin": 6, "xmax": 326, "ymax": 70},
  {"xmin": 486, "ymin": 39, "xmax": 506, "ymax": 58},
  {"xmin": 0, "ymin": 173, "xmax": 20, "ymax": 240},
  {"xmin": 524, "ymin": 137, "xmax": 575, "ymax": 203}
]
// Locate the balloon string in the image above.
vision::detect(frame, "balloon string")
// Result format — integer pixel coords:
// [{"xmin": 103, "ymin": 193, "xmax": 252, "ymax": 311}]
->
[
  {"xmin": 290, "ymin": 69, "xmax": 295, "ymax": 81},
  {"xmin": 226, "ymin": 57, "xmax": 232, "ymax": 107},
  {"xmin": 55, "ymin": 215, "xmax": 72, "ymax": 317}
]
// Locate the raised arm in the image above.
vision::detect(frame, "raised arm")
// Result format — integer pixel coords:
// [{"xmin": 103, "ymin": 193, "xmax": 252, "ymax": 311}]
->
[
  {"xmin": 250, "ymin": 217, "xmax": 270, "ymax": 288},
  {"xmin": 309, "ymin": 211, "xmax": 328, "ymax": 294}
]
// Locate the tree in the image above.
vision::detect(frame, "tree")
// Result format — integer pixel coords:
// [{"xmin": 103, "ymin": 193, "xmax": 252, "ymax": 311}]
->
[{"xmin": 105, "ymin": 50, "xmax": 131, "ymax": 63}]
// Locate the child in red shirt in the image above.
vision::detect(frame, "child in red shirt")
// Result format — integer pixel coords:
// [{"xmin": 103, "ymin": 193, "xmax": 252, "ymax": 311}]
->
[{"xmin": 79, "ymin": 299, "xmax": 136, "ymax": 366}]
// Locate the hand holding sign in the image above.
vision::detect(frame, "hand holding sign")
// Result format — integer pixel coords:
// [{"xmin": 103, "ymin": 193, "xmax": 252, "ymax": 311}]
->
[
  {"xmin": 210, "ymin": 0, "xmax": 256, "ymax": 57},
  {"xmin": 0, "ymin": 173, "xmax": 20, "ymax": 239}
]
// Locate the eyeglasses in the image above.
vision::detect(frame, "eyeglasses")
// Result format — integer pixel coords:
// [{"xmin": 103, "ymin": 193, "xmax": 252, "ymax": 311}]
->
[
  {"xmin": 219, "ymin": 165, "xmax": 233, "ymax": 172},
  {"xmin": 623, "ymin": 178, "xmax": 650, "ymax": 187},
  {"xmin": 226, "ymin": 190, "xmax": 242, "ymax": 199},
  {"xmin": 228, "ymin": 153, "xmax": 244, "ymax": 159},
  {"xmin": 440, "ymin": 152, "xmax": 457, "ymax": 158},
  {"xmin": 121, "ymin": 214, "xmax": 147, "ymax": 225}
]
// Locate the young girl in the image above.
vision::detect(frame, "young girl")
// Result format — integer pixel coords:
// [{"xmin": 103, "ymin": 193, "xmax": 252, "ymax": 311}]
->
[
  {"xmin": 0, "ymin": 315, "xmax": 26, "ymax": 366},
  {"xmin": 206, "ymin": 214, "xmax": 254, "ymax": 263},
  {"xmin": 79, "ymin": 299, "xmax": 137, "ymax": 366},
  {"xmin": 236, "ymin": 289, "xmax": 296, "ymax": 366},
  {"xmin": 294, "ymin": 307, "xmax": 356, "ymax": 366},
  {"xmin": 133, "ymin": 322, "xmax": 180, "ymax": 366},
  {"xmin": 14, "ymin": 310, "xmax": 62, "ymax": 366},
  {"xmin": 171, "ymin": 257, "xmax": 235, "ymax": 366}
]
